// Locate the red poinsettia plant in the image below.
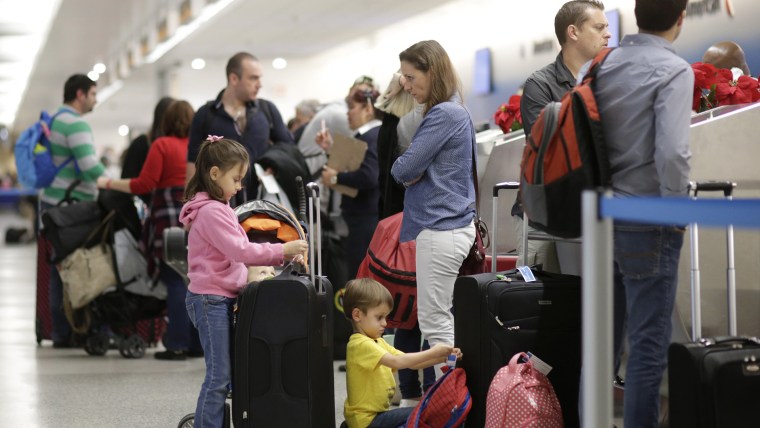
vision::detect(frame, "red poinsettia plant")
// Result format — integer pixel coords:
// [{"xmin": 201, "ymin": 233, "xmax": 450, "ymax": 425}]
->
[
  {"xmin": 494, "ymin": 94, "xmax": 523, "ymax": 133},
  {"xmin": 692, "ymin": 62, "xmax": 760, "ymax": 112}
]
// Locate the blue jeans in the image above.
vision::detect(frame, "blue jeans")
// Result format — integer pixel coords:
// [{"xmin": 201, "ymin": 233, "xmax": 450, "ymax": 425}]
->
[
  {"xmin": 393, "ymin": 325, "xmax": 435, "ymax": 398},
  {"xmin": 40, "ymin": 201, "xmax": 71, "ymax": 343},
  {"xmin": 367, "ymin": 407, "xmax": 414, "ymax": 428},
  {"xmin": 613, "ymin": 223, "xmax": 684, "ymax": 428},
  {"xmin": 160, "ymin": 263, "xmax": 200, "ymax": 352},
  {"xmin": 186, "ymin": 291, "xmax": 235, "ymax": 428}
]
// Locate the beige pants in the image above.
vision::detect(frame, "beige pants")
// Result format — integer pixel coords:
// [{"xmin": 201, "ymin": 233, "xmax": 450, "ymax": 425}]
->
[{"xmin": 511, "ymin": 215, "xmax": 561, "ymax": 273}]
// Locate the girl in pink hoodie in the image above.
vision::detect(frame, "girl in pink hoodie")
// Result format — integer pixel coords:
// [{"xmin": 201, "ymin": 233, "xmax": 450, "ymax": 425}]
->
[{"xmin": 181, "ymin": 136, "xmax": 308, "ymax": 427}]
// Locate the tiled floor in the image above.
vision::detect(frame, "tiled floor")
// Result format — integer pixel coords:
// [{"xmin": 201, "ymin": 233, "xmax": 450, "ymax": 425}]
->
[{"xmin": 0, "ymin": 209, "xmax": 348, "ymax": 428}]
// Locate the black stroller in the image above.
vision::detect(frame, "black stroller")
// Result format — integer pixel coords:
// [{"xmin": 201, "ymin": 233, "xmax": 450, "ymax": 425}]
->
[{"xmin": 42, "ymin": 185, "xmax": 167, "ymax": 358}]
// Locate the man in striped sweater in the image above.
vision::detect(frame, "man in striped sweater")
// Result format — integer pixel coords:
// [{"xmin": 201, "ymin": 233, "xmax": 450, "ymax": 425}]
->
[{"xmin": 41, "ymin": 74, "xmax": 106, "ymax": 348}]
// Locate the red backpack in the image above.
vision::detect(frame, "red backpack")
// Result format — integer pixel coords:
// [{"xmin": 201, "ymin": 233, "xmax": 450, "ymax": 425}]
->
[
  {"xmin": 520, "ymin": 48, "xmax": 613, "ymax": 238},
  {"xmin": 356, "ymin": 212, "xmax": 418, "ymax": 329},
  {"xmin": 405, "ymin": 367, "xmax": 472, "ymax": 428}
]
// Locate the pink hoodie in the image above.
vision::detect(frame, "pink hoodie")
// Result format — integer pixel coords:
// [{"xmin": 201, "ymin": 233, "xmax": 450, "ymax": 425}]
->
[{"xmin": 179, "ymin": 192, "xmax": 284, "ymax": 298}]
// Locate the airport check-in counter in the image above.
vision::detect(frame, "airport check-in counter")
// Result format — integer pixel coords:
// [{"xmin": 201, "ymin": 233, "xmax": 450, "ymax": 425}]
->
[{"xmin": 477, "ymin": 102, "xmax": 760, "ymax": 340}]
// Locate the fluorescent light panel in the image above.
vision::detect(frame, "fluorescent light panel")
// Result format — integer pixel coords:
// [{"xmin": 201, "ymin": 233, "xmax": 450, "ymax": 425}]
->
[
  {"xmin": 0, "ymin": 0, "xmax": 62, "ymax": 127},
  {"xmin": 144, "ymin": 0, "xmax": 239, "ymax": 64}
]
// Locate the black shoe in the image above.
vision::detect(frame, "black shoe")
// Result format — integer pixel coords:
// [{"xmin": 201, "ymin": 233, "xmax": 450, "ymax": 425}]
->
[
  {"xmin": 154, "ymin": 350, "xmax": 187, "ymax": 361},
  {"xmin": 187, "ymin": 349, "xmax": 204, "ymax": 358},
  {"xmin": 338, "ymin": 364, "xmax": 346, "ymax": 372}
]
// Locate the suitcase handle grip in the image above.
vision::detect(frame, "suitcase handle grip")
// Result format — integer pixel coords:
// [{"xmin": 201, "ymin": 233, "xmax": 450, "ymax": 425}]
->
[
  {"xmin": 493, "ymin": 181, "xmax": 519, "ymax": 197},
  {"xmin": 306, "ymin": 182, "xmax": 322, "ymax": 292},
  {"xmin": 690, "ymin": 181, "xmax": 735, "ymax": 197},
  {"xmin": 700, "ymin": 336, "xmax": 760, "ymax": 347}
]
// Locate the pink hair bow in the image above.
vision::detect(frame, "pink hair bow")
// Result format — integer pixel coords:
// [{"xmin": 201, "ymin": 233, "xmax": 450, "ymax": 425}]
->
[{"xmin": 206, "ymin": 135, "xmax": 224, "ymax": 142}]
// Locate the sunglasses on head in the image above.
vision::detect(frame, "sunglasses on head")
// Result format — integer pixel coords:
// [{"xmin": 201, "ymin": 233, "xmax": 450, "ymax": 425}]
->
[{"xmin": 353, "ymin": 75, "xmax": 374, "ymax": 86}]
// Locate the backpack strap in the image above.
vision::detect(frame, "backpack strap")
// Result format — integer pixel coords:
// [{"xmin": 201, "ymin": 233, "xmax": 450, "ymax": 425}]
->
[
  {"xmin": 49, "ymin": 110, "xmax": 80, "ymax": 175},
  {"xmin": 581, "ymin": 47, "xmax": 614, "ymax": 85},
  {"xmin": 258, "ymin": 99, "xmax": 274, "ymax": 131}
]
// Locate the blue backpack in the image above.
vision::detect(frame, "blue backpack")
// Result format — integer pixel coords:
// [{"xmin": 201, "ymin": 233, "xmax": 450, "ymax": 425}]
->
[{"xmin": 15, "ymin": 110, "xmax": 76, "ymax": 189}]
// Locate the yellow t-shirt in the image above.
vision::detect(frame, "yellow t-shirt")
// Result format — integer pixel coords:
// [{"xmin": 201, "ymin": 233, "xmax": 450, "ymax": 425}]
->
[{"xmin": 343, "ymin": 333, "xmax": 404, "ymax": 428}]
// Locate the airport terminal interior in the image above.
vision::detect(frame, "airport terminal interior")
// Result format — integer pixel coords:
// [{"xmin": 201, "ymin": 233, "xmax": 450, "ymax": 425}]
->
[{"xmin": 1, "ymin": 0, "xmax": 759, "ymax": 427}]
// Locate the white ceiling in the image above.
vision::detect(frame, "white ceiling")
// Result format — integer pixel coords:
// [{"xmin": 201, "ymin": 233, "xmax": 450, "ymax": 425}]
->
[{"xmin": 10, "ymin": 0, "xmax": 454, "ymax": 141}]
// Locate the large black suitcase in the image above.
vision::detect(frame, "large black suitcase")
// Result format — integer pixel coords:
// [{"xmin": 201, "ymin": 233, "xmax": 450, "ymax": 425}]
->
[
  {"xmin": 232, "ymin": 183, "xmax": 335, "ymax": 428},
  {"xmin": 668, "ymin": 181, "xmax": 760, "ymax": 428},
  {"xmin": 454, "ymin": 268, "xmax": 582, "ymax": 428},
  {"xmin": 455, "ymin": 182, "xmax": 582, "ymax": 427}
]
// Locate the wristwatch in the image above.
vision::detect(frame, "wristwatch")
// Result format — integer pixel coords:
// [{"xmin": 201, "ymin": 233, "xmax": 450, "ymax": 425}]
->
[{"xmin": 330, "ymin": 175, "xmax": 338, "ymax": 185}]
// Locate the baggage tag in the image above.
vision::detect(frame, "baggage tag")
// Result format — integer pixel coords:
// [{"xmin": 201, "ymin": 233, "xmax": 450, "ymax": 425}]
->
[
  {"xmin": 516, "ymin": 266, "xmax": 537, "ymax": 282},
  {"xmin": 526, "ymin": 352, "xmax": 553, "ymax": 376}
]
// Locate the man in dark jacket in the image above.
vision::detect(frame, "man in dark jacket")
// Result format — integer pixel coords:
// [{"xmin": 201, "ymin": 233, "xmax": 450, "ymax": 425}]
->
[{"xmin": 186, "ymin": 52, "xmax": 293, "ymax": 207}]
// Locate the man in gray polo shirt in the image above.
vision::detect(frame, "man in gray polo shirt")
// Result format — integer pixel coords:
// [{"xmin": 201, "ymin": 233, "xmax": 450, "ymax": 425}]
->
[
  {"xmin": 591, "ymin": 0, "xmax": 692, "ymax": 425},
  {"xmin": 513, "ymin": 0, "xmax": 610, "ymax": 271}
]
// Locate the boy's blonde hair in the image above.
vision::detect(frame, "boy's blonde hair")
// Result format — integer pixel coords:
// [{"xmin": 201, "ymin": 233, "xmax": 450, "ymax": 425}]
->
[{"xmin": 342, "ymin": 278, "xmax": 394, "ymax": 323}]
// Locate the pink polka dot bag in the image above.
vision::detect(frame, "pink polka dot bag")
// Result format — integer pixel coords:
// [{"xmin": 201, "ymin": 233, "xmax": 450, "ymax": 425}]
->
[{"xmin": 484, "ymin": 352, "xmax": 563, "ymax": 427}]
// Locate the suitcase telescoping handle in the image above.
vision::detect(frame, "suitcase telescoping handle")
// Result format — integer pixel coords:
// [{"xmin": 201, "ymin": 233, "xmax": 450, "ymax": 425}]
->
[
  {"xmin": 492, "ymin": 181, "xmax": 520, "ymax": 272},
  {"xmin": 688, "ymin": 180, "xmax": 737, "ymax": 340},
  {"xmin": 306, "ymin": 182, "xmax": 324, "ymax": 293}
]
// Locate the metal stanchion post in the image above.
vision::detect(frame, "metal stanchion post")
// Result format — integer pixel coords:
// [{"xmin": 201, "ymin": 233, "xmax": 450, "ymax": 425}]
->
[{"xmin": 581, "ymin": 190, "xmax": 613, "ymax": 428}]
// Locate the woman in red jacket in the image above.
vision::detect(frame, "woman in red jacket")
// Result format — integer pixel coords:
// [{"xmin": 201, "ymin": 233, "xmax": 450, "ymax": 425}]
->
[{"xmin": 98, "ymin": 99, "xmax": 201, "ymax": 360}]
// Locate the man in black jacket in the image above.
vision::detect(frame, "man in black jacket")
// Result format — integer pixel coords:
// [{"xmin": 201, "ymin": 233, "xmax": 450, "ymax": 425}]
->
[{"xmin": 186, "ymin": 52, "xmax": 293, "ymax": 207}]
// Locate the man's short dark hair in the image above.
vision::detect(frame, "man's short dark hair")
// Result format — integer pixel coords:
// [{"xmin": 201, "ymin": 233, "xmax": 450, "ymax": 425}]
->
[
  {"xmin": 555, "ymin": 0, "xmax": 605, "ymax": 46},
  {"xmin": 635, "ymin": 0, "xmax": 688, "ymax": 32},
  {"xmin": 63, "ymin": 74, "xmax": 96, "ymax": 103},
  {"xmin": 226, "ymin": 52, "xmax": 258, "ymax": 81}
]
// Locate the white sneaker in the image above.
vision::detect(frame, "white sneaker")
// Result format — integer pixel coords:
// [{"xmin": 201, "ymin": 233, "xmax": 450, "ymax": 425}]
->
[{"xmin": 398, "ymin": 398, "xmax": 421, "ymax": 408}]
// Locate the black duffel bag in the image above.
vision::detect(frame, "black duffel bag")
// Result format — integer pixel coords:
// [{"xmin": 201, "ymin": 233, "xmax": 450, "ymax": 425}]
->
[{"xmin": 41, "ymin": 180, "xmax": 104, "ymax": 262}]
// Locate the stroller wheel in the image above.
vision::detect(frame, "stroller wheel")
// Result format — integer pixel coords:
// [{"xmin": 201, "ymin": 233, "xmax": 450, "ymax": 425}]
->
[
  {"xmin": 177, "ymin": 413, "xmax": 194, "ymax": 428},
  {"xmin": 84, "ymin": 332, "xmax": 109, "ymax": 356},
  {"xmin": 119, "ymin": 334, "xmax": 146, "ymax": 359}
]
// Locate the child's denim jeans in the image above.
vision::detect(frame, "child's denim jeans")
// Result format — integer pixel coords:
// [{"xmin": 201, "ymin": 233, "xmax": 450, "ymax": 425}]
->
[{"xmin": 186, "ymin": 291, "xmax": 235, "ymax": 428}]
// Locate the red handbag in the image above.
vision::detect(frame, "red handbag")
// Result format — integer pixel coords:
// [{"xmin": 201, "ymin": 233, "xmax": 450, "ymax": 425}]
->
[{"xmin": 459, "ymin": 218, "xmax": 488, "ymax": 276}]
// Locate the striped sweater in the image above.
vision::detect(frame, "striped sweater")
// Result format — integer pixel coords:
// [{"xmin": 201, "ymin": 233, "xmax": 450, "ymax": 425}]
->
[{"xmin": 41, "ymin": 106, "xmax": 105, "ymax": 205}]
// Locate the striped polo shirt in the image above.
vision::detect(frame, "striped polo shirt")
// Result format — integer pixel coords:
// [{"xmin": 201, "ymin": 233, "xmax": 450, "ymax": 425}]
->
[{"xmin": 41, "ymin": 106, "xmax": 105, "ymax": 205}]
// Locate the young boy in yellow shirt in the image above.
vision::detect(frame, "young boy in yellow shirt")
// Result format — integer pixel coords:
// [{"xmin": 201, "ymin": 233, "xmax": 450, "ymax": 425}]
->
[{"xmin": 342, "ymin": 278, "xmax": 462, "ymax": 428}]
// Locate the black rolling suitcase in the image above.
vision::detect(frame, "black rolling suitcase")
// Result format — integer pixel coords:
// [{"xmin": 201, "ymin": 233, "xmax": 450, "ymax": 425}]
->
[
  {"xmin": 232, "ymin": 182, "xmax": 335, "ymax": 428},
  {"xmin": 454, "ymin": 182, "xmax": 582, "ymax": 428},
  {"xmin": 668, "ymin": 181, "xmax": 760, "ymax": 428}
]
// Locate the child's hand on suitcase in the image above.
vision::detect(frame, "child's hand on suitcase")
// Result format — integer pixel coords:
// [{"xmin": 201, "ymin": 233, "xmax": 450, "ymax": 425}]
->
[{"xmin": 283, "ymin": 240, "xmax": 308, "ymax": 260}]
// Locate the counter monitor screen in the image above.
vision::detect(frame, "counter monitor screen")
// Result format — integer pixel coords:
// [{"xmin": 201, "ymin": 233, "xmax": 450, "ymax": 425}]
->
[{"xmin": 473, "ymin": 48, "xmax": 492, "ymax": 95}]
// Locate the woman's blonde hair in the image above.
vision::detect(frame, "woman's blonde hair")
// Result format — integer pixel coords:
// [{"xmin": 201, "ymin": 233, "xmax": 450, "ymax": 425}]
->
[
  {"xmin": 399, "ymin": 40, "xmax": 462, "ymax": 115},
  {"xmin": 375, "ymin": 73, "xmax": 415, "ymax": 118},
  {"xmin": 184, "ymin": 138, "xmax": 249, "ymax": 203}
]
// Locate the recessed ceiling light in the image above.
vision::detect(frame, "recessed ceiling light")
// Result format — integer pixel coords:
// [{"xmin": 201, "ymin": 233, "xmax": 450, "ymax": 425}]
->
[
  {"xmin": 118, "ymin": 125, "xmax": 130, "ymax": 137},
  {"xmin": 87, "ymin": 71, "xmax": 100, "ymax": 81},
  {"xmin": 272, "ymin": 57, "xmax": 287, "ymax": 70},
  {"xmin": 191, "ymin": 58, "xmax": 206, "ymax": 70},
  {"xmin": 93, "ymin": 63, "xmax": 106, "ymax": 74}
]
